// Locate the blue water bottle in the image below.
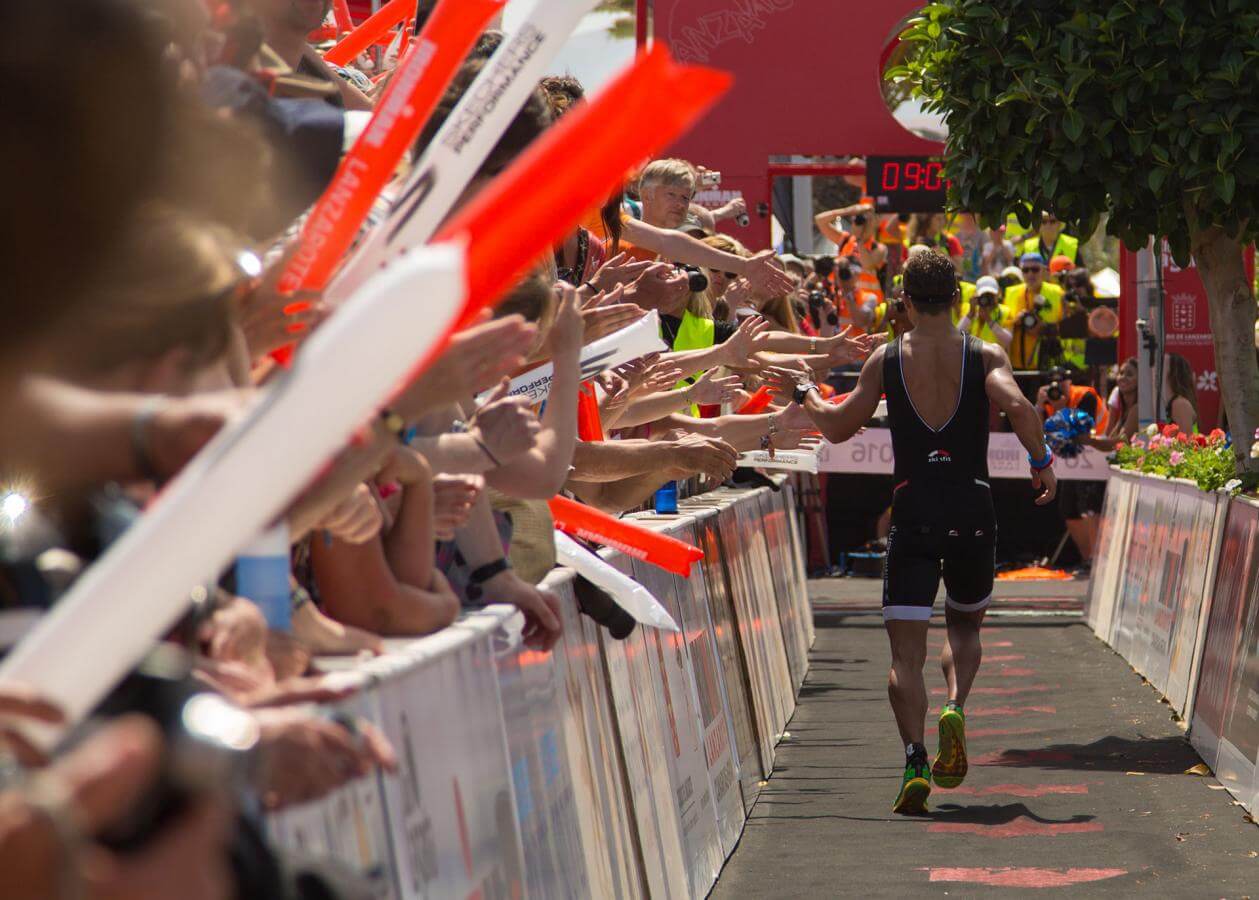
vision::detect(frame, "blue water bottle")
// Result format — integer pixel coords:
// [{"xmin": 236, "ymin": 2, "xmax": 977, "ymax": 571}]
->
[
  {"xmin": 654, "ymin": 480, "xmax": 678, "ymax": 514},
  {"xmin": 234, "ymin": 523, "xmax": 292, "ymax": 631}
]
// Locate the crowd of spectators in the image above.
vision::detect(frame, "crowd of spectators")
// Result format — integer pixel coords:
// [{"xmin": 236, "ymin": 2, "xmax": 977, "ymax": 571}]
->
[
  {"xmin": 0, "ymin": 1, "xmax": 1167, "ymax": 894},
  {"xmin": 0, "ymin": 2, "xmax": 885, "ymax": 896}
]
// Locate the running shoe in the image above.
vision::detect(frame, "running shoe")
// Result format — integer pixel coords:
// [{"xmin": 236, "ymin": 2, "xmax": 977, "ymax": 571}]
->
[
  {"xmin": 932, "ymin": 703, "xmax": 968, "ymax": 789},
  {"xmin": 892, "ymin": 755, "xmax": 932, "ymax": 815}
]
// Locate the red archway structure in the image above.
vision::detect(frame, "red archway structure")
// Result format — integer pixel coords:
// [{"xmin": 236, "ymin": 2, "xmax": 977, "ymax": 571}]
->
[{"xmin": 646, "ymin": 0, "xmax": 942, "ymax": 250}]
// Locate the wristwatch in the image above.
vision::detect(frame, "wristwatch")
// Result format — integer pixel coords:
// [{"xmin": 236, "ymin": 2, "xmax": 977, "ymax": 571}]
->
[
  {"xmin": 466, "ymin": 557, "xmax": 512, "ymax": 601},
  {"xmin": 792, "ymin": 381, "xmax": 818, "ymax": 405}
]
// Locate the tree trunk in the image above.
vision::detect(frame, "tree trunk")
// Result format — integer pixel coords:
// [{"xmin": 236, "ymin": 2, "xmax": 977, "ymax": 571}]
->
[{"xmin": 1189, "ymin": 225, "xmax": 1259, "ymax": 473}]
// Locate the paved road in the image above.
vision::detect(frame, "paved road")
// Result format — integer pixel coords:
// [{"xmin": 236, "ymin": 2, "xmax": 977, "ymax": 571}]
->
[{"xmin": 711, "ymin": 577, "xmax": 1259, "ymax": 897}]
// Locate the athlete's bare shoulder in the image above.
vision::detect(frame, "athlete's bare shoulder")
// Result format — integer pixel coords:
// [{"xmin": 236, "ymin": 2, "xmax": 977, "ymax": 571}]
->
[{"xmin": 978, "ymin": 339, "xmax": 1011, "ymax": 375}]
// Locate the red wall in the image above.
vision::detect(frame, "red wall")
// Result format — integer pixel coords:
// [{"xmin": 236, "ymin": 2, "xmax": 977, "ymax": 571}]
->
[{"xmin": 651, "ymin": 0, "xmax": 942, "ymax": 250}]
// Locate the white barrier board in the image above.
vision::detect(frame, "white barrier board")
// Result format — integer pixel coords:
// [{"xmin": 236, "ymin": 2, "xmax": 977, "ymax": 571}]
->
[{"xmin": 817, "ymin": 429, "xmax": 1111, "ymax": 480}]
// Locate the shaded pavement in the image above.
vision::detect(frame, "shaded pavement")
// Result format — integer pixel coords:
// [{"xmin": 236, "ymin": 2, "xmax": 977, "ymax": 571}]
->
[{"xmin": 711, "ymin": 578, "xmax": 1259, "ymax": 896}]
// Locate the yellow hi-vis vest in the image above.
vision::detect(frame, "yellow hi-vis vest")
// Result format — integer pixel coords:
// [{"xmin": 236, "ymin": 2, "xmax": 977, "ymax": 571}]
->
[
  {"xmin": 1022, "ymin": 232, "xmax": 1080, "ymax": 264},
  {"xmin": 670, "ymin": 310, "xmax": 715, "ymax": 417}
]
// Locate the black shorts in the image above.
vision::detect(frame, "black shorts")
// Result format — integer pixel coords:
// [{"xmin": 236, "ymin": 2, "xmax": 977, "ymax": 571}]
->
[
  {"xmin": 882, "ymin": 481, "xmax": 996, "ymax": 621},
  {"xmin": 1058, "ymin": 479, "xmax": 1104, "ymax": 519}
]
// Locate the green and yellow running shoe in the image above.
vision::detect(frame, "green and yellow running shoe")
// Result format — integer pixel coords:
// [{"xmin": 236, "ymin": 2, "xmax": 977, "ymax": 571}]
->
[
  {"xmin": 892, "ymin": 755, "xmax": 932, "ymax": 815},
  {"xmin": 932, "ymin": 703, "xmax": 968, "ymax": 789}
]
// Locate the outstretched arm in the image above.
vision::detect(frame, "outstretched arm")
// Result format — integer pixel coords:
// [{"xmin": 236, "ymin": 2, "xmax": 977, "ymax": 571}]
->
[
  {"xmin": 765, "ymin": 345, "xmax": 885, "ymax": 445},
  {"xmin": 982, "ymin": 343, "xmax": 1057, "ymax": 505}
]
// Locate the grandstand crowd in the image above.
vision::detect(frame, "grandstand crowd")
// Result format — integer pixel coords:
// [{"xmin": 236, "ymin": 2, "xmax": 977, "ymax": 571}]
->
[{"xmin": 0, "ymin": 2, "xmax": 1141, "ymax": 896}]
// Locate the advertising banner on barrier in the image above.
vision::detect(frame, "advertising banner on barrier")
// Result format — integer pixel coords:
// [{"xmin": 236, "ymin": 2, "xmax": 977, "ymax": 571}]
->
[
  {"xmin": 1163, "ymin": 483, "xmax": 1227, "ymax": 717},
  {"xmin": 1087, "ymin": 470, "xmax": 1136, "ymax": 641},
  {"xmin": 598, "ymin": 551, "xmax": 691, "ymax": 900},
  {"xmin": 781, "ymin": 480, "xmax": 817, "ymax": 649},
  {"xmin": 372, "ymin": 629, "xmax": 525, "ymax": 900},
  {"xmin": 728, "ymin": 493, "xmax": 797, "ymax": 732},
  {"xmin": 755, "ymin": 491, "xmax": 809, "ymax": 692},
  {"xmin": 550, "ymin": 577, "xmax": 642, "ymax": 899},
  {"xmin": 671, "ymin": 519, "xmax": 749, "ymax": 853},
  {"xmin": 1110, "ymin": 478, "xmax": 1178, "ymax": 671},
  {"xmin": 686, "ymin": 492, "xmax": 783, "ymax": 773},
  {"xmin": 818, "ymin": 429, "xmax": 1111, "ymax": 480},
  {"xmin": 1190, "ymin": 497, "xmax": 1259, "ymax": 807},
  {"xmin": 684, "ymin": 503, "xmax": 767, "ymax": 803},
  {"xmin": 492, "ymin": 607, "xmax": 591, "ymax": 900},
  {"xmin": 634, "ymin": 546, "xmax": 725, "ymax": 896}
]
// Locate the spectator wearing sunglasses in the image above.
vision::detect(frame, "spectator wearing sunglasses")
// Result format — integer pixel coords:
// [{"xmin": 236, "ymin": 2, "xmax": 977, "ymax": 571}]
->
[{"xmin": 1004, "ymin": 252, "xmax": 1066, "ymax": 369}]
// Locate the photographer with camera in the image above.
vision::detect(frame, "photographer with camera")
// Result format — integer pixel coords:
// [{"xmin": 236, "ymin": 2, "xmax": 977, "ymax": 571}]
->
[
  {"xmin": 814, "ymin": 203, "xmax": 888, "ymax": 301},
  {"xmin": 956, "ymin": 276, "xmax": 1013, "ymax": 349},
  {"xmin": 1005, "ymin": 252, "xmax": 1066, "ymax": 370},
  {"xmin": 1022, "ymin": 212, "xmax": 1082, "ymax": 267},
  {"xmin": 1037, "ymin": 366, "xmax": 1108, "ymax": 568}
]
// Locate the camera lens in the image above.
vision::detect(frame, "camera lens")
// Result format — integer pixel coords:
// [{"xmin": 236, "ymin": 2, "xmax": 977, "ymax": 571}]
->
[
  {"xmin": 678, "ymin": 264, "xmax": 708, "ymax": 294},
  {"xmin": 853, "ymin": 214, "xmax": 868, "ymax": 227},
  {"xmin": 1019, "ymin": 311, "xmax": 1039, "ymax": 330},
  {"xmin": 827, "ymin": 311, "xmax": 839, "ymax": 326},
  {"xmin": 736, "ymin": 212, "xmax": 750, "ymax": 227},
  {"xmin": 838, "ymin": 265, "xmax": 853, "ymax": 282},
  {"xmin": 809, "ymin": 290, "xmax": 825, "ymax": 307},
  {"xmin": 1047, "ymin": 382, "xmax": 1063, "ymax": 402}
]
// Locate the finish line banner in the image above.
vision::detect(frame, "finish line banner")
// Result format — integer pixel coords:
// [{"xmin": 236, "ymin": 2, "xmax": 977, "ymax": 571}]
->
[{"xmin": 816, "ymin": 429, "xmax": 1110, "ymax": 481}]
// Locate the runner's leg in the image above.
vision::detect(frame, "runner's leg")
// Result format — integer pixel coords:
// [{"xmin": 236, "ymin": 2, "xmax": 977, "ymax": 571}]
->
[
  {"xmin": 941, "ymin": 605, "xmax": 986, "ymax": 706},
  {"xmin": 886, "ymin": 619, "xmax": 930, "ymax": 745}
]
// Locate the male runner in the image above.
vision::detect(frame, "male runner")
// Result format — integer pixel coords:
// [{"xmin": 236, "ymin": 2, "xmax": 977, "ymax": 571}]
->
[{"xmin": 768, "ymin": 250, "xmax": 1057, "ymax": 815}]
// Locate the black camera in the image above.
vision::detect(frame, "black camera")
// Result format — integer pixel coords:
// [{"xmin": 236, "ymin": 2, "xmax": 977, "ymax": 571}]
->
[
  {"xmin": 837, "ymin": 262, "xmax": 854, "ymax": 282},
  {"xmin": 1047, "ymin": 381, "xmax": 1064, "ymax": 402},
  {"xmin": 853, "ymin": 213, "xmax": 868, "ymax": 227},
  {"xmin": 1018, "ymin": 309, "xmax": 1040, "ymax": 330},
  {"xmin": 677, "ymin": 263, "xmax": 708, "ymax": 293},
  {"xmin": 827, "ymin": 311, "xmax": 840, "ymax": 326},
  {"xmin": 814, "ymin": 255, "xmax": 836, "ymax": 278},
  {"xmin": 897, "ymin": 213, "xmax": 911, "ymax": 224},
  {"xmin": 976, "ymin": 292, "xmax": 998, "ymax": 309},
  {"xmin": 573, "ymin": 576, "xmax": 635, "ymax": 639},
  {"xmin": 808, "ymin": 290, "xmax": 827, "ymax": 308}
]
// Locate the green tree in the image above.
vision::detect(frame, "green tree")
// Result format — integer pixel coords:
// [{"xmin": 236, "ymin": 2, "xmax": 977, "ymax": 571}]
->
[{"xmin": 894, "ymin": 0, "xmax": 1259, "ymax": 471}]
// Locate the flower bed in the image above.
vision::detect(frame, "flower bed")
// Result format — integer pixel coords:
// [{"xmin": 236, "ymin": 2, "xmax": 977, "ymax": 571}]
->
[{"xmin": 1113, "ymin": 425, "xmax": 1259, "ymax": 496}]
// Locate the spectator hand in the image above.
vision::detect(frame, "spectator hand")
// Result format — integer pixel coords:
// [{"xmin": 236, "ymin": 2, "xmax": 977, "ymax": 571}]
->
[
  {"xmin": 0, "ymin": 684, "xmax": 64, "ymax": 767},
  {"xmin": 622, "ymin": 262, "xmax": 689, "ymax": 312},
  {"xmin": 432, "ymin": 474, "xmax": 482, "ymax": 540},
  {"xmin": 686, "ymin": 370, "xmax": 742, "ymax": 406},
  {"xmin": 146, "ymin": 391, "xmax": 249, "ymax": 481},
  {"xmin": 637, "ymin": 356, "xmax": 685, "ymax": 393},
  {"xmin": 665, "ymin": 432, "xmax": 739, "ymax": 482},
  {"xmin": 546, "ymin": 284, "xmax": 585, "ymax": 358},
  {"xmin": 483, "ymin": 571, "xmax": 562, "ymax": 652},
  {"xmin": 395, "ymin": 315, "xmax": 537, "ymax": 416},
  {"xmin": 580, "ymin": 300, "xmax": 647, "ymax": 344},
  {"xmin": 721, "ymin": 316, "xmax": 772, "ymax": 368},
  {"xmin": 469, "ymin": 379, "xmax": 543, "ymax": 467},
  {"xmin": 318, "ymin": 483, "xmax": 383, "ymax": 544},
  {"xmin": 763, "ymin": 366, "xmax": 808, "ymax": 404},
  {"xmin": 588, "ymin": 252, "xmax": 655, "ymax": 293},
  {"xmin": 825, "ymin": 327, "xmax": 882, "ymax": 367},
  {"xmin": 237, "ymin": 242, "xmax": 328, "ymax": 361},
  {"xmin": 199, "ymin": 595, "xmax": 268, "ymax": 667},
  {"xmin": 255, "ymin": 708, "xmax": 396, "ymax": 810},
  {"xmin": 594, "ymin": 372, "xmax": 632, "ymax": 423},
  {"xmin": 744, "ymin": 250, "xmax": 793, "ymax": 298}
]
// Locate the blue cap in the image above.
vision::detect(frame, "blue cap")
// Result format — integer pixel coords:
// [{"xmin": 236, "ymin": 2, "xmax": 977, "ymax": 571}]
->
[{"xmin": 1020, "ymin": 252, "xmax": 1046, "ymax": 266}]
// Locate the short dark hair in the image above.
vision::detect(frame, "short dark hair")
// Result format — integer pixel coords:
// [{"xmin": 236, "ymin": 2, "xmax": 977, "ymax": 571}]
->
[{"xmin": 902, "ymin": 249, "xmax": 958, "ymax": 313}]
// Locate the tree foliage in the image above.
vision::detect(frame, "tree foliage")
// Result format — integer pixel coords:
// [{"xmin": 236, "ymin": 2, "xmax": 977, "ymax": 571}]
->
[{"xmin": 891, "ymin": 0, "xmax": 1259, "ymax": 265}]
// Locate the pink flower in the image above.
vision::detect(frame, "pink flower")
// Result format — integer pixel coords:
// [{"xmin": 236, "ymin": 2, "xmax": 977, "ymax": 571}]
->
[{"xmin": 1170, "ymin": 451, "xmax": 1185, "ymax": 466}]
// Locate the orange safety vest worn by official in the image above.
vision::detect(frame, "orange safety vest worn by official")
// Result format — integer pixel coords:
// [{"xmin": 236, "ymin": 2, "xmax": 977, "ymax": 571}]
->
[
  {"xmin": 835, "ymin": 233, "xmax": 886, "ymax": 303},
  {"xmin": 1042, "ymin": 384, "xmax": 1109, "ymax": 434}
]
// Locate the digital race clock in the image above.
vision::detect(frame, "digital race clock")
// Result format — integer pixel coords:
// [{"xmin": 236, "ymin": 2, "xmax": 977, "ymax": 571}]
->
[{"xmin": 866, "ymin": 156, "xmax": 949, "ymax": 213}]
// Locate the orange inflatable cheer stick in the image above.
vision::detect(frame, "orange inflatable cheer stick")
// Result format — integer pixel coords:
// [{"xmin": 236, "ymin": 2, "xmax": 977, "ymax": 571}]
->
[
  {"xmin": 577, "ymin": 382, "xmax": 604, "ymax": 442},
  {"xmin": 331, "ymin": 0, "xmax": 354, "ymax": 36},
  {"xmin": 737, "ymin": 386, "xmax": 773, "ymax": 415},
  {"xmin": 433, "ymin": 46, "xmax": 731, "ymax": 325},
  {"xmin": 549, "ymin": 496, "xmax": 704, "ymax": 578},
  {"xmin": 323, "ymin": 0, "xmax": 410, "ymax": 66},
  {"xmin": 280, "ymin": 0, "xmax": 503, "ymax": 304}
]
